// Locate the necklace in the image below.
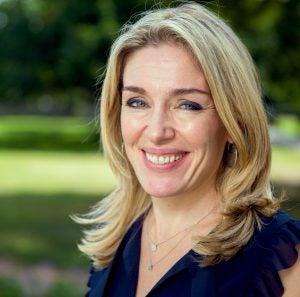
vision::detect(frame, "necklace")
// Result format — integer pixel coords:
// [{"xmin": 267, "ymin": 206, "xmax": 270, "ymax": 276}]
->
[
  {"xmin": 146, "ymin": 205, "xmax": 219, "ymax": 271},
  {"xmin": 147, "ymin": 214, "xmax": 196, "ymax": 253}
]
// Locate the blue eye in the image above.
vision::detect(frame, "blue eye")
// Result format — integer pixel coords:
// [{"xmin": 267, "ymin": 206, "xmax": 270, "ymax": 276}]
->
[
  {"xmin": 179, "ymin": 100, "xmax": 203, "ymax": 111},
  {"xmin": 126, "ymin": 98, "xmax": 147, "ymax": 108}
]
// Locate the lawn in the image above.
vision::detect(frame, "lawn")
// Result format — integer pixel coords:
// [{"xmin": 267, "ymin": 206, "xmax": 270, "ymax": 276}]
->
[
  {"xmin": 271, "ymin": 145, "xmax": 300, "ymax": 184},
  {"xmin": 0, "ymin": 149, "xmax": 116, "ymax": 268},
  {"xmin": 0, "ymin": 115, "xmax": 99, "ymax": 151},
  {"xmin": 0, "ymin": 146, "xmax": 299, "ymax": 196},
  {"xmin": 0, "ymin": 192, "xmax": 100, "ymax": 267},
  {"xmin": 0, "ymin": 116, "xmax": 109, "ymax": 296},
  {"xmin": 0, "ymin": 150, "xmax": 115, "ymax": 195},
  {"xmin": 0, "ymin": 146, "xmax": 299, "ymax": 269},
  {"xmin": 0, "ymin": 115, "xmax": 299, "ymax": 296}
]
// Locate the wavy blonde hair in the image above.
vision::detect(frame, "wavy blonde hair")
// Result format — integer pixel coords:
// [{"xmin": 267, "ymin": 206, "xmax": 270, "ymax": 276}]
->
[{"xmin": 76, "ymin": 2, "xmax": 280, "ymax": 268}]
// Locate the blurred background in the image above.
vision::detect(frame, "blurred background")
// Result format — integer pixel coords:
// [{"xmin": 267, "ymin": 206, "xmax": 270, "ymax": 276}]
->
[{"xmin": 0, "ymin": 0, "xmax": 299, "ymax": 296}]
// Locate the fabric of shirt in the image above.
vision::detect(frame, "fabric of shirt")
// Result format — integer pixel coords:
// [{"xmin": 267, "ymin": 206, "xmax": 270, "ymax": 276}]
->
[{"xmin": 85, "ymin": 211, "xmax": 300, "ymax": 297}]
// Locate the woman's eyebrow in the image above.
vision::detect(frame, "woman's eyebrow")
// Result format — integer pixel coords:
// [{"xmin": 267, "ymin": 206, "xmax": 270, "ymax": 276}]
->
[
  {"xmin": 171, "ymin": 88, "xmax": 210, "ymax": 96},
  {"xmin": 121, "ymin": 86, "xmax": 210, "ymax": 96},
  {"xmin": 121, "ymin": 86, "xmax": 146, "ymax": 94}
]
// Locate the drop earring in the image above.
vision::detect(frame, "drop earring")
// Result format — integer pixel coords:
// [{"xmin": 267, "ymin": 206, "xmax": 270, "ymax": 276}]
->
[{"xmin": 225, "ymin": 142, "xmax": 237, "ymax": 167}]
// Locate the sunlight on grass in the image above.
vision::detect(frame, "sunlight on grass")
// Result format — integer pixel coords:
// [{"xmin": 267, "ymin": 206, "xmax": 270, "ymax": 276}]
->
[
  {"xmin": 0, "ymin": 150, "xmax": 116, "ymax": 195},
  {"xmin": 0, "ymin": 193, "xmax": 100, "ymax": 267},
  {"xmin": 0, "ymin": 146, "xmax": 299, "ymax": 196},
  {"xmin": 271, "ymin": 146, "xmax": 300, "ymax": 184},
  {"xmin": 1, "ymin": 233, "xmax": 47, "ymax": 254},
  {"xmin": 0, "ymin": 147, "xmax": 299, "ymax": 269},
  {"xmin": 274, "ymin": 115, "xmax": 300, "ymax": 137}
]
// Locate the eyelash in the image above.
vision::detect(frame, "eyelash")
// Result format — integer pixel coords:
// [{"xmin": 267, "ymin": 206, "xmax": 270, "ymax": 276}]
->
[
  {"xmin": 126, "ymin": 98, "xmax": 147, "ymax": 108},
  {"xmin": 178, "ymin": 100, "xmax": 203, "ymax": 111},
  {"xmin": 125, "ymin": 98, "xmax": 203, "ymax": 111}
]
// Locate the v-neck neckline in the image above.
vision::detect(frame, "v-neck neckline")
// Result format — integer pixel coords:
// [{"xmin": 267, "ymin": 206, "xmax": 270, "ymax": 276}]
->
[{"xmin": 121, "ymin": 215, "xmax": 201, "ymax": 296}]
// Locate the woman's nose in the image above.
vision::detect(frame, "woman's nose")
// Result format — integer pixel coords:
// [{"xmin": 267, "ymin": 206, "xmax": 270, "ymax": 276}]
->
[{"xmin": 144, "ymin": 109, "xmax": 175, "ymax": 143}]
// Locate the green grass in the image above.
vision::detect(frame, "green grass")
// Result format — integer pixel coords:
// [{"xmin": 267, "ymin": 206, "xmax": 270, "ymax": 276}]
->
[
  {"xmin": 0, "ymin": 146, "xmax": 299, "ymax": 269},
  {"xmin": 274, "ymin": 114, "xmax": 300, "ymax": 137},
  {"xmin": 0, "ymin": 275, "xmax": 86, "ymax": 297},
  {"xmin": 0, "ymin": 116, "xmax": 99, "ymax": 151},
  {"xmin": 0, "ymin": 147, "xmax": 298, "ymax": 195},
  {"xmin": 271, "ymin": 145, "xmax": 300, "ymax": 184},
  {"xmin": 0, "ymin": 150, "xmax": 116, "ymax": 195},
  {"xmin": 0, "ymin": 277, "xmax": 23, "ymax": 297},
  {"xmin": 0, "ymin": 149, "xmax": 116, "ymax": 268},
  {"xmin": 0, "ymin": 193, "xmax": 100, "ymax": 268},
  {"xmin": 0, "ymin": 115, "xmax": 299, "ymax": 271}
]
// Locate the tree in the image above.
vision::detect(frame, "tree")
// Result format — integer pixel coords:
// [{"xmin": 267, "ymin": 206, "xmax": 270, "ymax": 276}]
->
[{"xmin": 0, "ymin": 0, "xmax": 299, "ymax": 114}]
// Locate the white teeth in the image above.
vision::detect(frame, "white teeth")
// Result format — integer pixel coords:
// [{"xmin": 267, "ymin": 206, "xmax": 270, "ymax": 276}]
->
[
  {"xmin": 152, "ymin": 155, "xmax": 158, "ymax": 164},
  {"xmin": 145, "ymin": 153, "xmax": 184, "ymax": 165},
  {"xmin": 158, "ymin": 156, "xmax": 165, "ymax": 164}
]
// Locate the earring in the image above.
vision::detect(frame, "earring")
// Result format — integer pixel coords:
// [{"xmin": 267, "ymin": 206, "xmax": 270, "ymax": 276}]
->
[{"xmin": 225, "ymin": 142, "xmax": 237, "ymax": 168}]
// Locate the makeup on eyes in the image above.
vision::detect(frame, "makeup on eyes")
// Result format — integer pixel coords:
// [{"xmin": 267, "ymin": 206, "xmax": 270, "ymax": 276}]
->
[
  {"xmin": 125, "ymin": 98, "xmax": 146, "ymax": 107},
  {"xmin": 177, "ymin": 100, "xmax": 203, "ymax": 111}
]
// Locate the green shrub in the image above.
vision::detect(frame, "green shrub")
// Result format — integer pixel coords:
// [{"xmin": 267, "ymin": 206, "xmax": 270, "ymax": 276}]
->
[
  {"xmin": 0, "ymin": 116, "xmax": 99, "ymax": 151},
  {"xmin": 44, "ymin": 280, "xmax": 85, "ymax": 297},
  {"xmin": 0, "ymin": 277, "xmax": 23, "ymax": 297}
]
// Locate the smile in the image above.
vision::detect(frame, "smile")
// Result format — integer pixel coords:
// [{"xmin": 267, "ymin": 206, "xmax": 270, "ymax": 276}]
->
[{"xmin": 145, "ymin": 153, "xmax": 185, "ymax": 165}]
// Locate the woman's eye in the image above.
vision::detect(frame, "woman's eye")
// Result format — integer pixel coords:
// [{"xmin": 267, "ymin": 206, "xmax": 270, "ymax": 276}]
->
[
  {"xmin": 126, "ymin": 98, "xmax": 147, "ymax": 108},
  {"xmin": 179, "ymin": 100, "xmax": 203, "ymax": 111}
]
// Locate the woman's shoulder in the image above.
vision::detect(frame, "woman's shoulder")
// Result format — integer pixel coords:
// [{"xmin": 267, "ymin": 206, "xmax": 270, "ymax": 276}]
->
[
  {"xmin": 261, "ymin": 209, "xmax": 299, "ymax": 227},
  {"xmin": 84, "ymin": 215, "xmax": 145, "ymax": 297},
  {"xmin": 214, "ymin": 211, "xmax": 300, "ymax": 297},
  {"xmin": 246, "ymin": 210, "xmax": 300, "ymax": 296},
  {"xmin": 254, "ymin": 210, "xmax": 300, "ymax": 249}
]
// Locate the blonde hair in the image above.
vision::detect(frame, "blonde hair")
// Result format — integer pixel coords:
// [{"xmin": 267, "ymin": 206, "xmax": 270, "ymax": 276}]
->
[{"xmin": 76, "ymin": 2, "xmax": 280, "ymax": 268}]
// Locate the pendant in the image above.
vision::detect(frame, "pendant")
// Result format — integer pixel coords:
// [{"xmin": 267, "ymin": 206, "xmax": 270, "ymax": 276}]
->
[
  {"xmin": 150, "ymin": 242, "xmax": 157, "ymax": 252},
  {"xmin": 148, "ymin": 264, "xmax": 153, "ymax": 271}
]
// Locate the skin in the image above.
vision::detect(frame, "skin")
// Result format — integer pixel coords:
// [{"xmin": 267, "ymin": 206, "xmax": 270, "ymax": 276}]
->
[
  {"xmin": 121, "ymin": 43, "xmax": 228, "ymax": 205},
  {"xmin": 280, "ymin": 244, "xmax": 300, "ymax": 297}
]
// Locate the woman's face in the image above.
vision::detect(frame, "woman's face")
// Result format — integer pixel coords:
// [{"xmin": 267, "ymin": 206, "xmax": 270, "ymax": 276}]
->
[{"xmin": 120, "ymin": 43, "xmax": 228, "ymax": 199}]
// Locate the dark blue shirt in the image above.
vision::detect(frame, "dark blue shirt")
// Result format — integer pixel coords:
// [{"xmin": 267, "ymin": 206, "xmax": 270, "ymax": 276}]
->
[{"xmin": 86, "ymin": 211, "xmax": 300, "ymax": 297}]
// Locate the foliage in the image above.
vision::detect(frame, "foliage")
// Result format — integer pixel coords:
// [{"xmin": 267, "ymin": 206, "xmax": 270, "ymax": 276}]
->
[
  {"xmin": 0, "ymin": 277, "xmax": 23, "ymax": 297},
  {"xmin": 274, "ymin": 114, "xmax": 300, "ymax": 137},
  {"xmin": 0, "ymin": 116, "xmax": 99, "ymax": 151},
  {"xmin": 0, "ymin": 0, "xmax": 114, "ymax": 115},
  {"xmin": 44, "ymin": 281, "xmax": 85, "ymax": 297},
  {"xmin": 0, "ymin": 0, "xmax": 299, "ymax": 114},
  {"xmin": 218, "ymin": 0, "xmax": 300, "ymax": 114},
  {"xmin": 0, "ymin": 276, "xmax": 86, "ymax": 297},
  {"xmin": 0, "ymin": 193, "xmax": 100, "ymax": 268}
]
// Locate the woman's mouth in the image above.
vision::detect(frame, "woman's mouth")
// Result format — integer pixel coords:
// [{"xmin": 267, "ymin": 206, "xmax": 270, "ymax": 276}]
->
[{"xmin": 145, "ymin": 152, "xmax": 186, "ymax": 165}]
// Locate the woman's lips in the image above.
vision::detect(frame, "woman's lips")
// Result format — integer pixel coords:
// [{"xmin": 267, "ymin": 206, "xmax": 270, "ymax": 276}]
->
[
  {"xmin": 145, "ymin": 152, "xmax": 185, "ymax": 165},
  {"xmin": 142, "ymin": 149, "xmax": 188, "ymax": 170}
]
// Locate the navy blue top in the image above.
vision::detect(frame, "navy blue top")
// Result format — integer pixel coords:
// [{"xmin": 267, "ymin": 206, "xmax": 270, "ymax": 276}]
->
[{"xmin": 86, "ymin": 211, "xmax": 300, "ymax": 297}]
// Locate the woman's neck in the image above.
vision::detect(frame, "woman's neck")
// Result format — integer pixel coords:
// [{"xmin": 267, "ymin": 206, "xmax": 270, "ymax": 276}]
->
[{"xmin": 149, "ymin": 188, "xmax": 222, "ymax": 240}]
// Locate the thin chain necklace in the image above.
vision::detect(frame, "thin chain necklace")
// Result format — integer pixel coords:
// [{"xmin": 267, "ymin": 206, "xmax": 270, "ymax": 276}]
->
[
  {"xmin": 147, "ymin": 213, "xmax": 196, "ymax": 253},
  {"xmin": 146, "ymin": 205, "xmax": 219, "ymax": 271}
]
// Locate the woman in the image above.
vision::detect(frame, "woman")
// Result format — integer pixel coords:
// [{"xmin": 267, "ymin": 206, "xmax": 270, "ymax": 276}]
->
[{"xmin": 77, "ymin": 2, "xmax": 300, "ymax": 297}]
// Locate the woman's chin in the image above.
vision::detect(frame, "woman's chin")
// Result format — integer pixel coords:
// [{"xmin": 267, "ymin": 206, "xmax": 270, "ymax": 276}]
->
[{"xmin": 143, "ymin": 184, "xmax": 182, "ymax": 199}]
